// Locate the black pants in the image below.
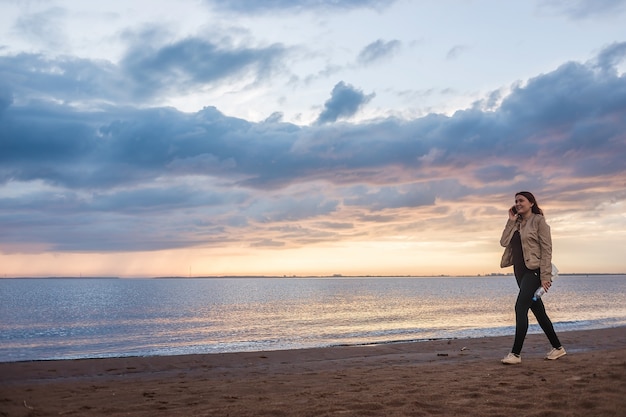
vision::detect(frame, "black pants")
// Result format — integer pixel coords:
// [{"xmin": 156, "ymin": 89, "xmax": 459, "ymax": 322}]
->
[{"xmin": 512, "ymin": 270, "xmax": 562, "ymax": 355}]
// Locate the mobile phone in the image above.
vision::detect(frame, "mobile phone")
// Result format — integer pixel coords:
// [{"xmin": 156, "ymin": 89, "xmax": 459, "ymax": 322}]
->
[{"xmin": 511, "ymin": 206, "xmax": 517, "ymax": 214}]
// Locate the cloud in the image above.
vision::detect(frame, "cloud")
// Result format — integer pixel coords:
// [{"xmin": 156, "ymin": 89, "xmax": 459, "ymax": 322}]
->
[
  {"xmin": 3, "ymin": 45, "xmax": 625, "ymax": 191},
  {"xmin": 13, "ymin": 7, "xmax": 67, "ymax": 50},
  {"xmin": 120, "ymin": 36, "xmax": 287, "ymax": 99},
  {"xmin": 593, "ymin": 41, "xmax": 626, "ymax": 72},
  {"xmin": 0, "ymin": 83, "xmax": 12, "ymax": 115},
  {"xmin": 0, "ymin": 53, "xmax": 124, "ymax": 104},
  {"xmin": 446, "ymin": 45, "xmax": 469, "ymax": 60},
  {"xmin": 540, "ymin": 0, "xmax": 626, "ymax": 19},
  {"xmin": 0, "ymin": 37, "xmax": 288, "ymax": 105},
  {"xmin": 344, "ymin": 183, "xmax": 440, "ymax": 211},
  {"xmin": 357, "ymin": 39, "xmax": 401, "ymax": 65},
  {"xmin": 1, "ymin": 43, "xmax": 626, "ymax": 253},
  {"xmin": 250, "ymin": 239, "xmax": 285, "ymax": 248},
  {"xmin": 206, "ymin": 0, "xmax": 395, "ymax": 14},
  {"xmin": 314, "ymin": 81, "xmax": 375, "ymax": 124}
]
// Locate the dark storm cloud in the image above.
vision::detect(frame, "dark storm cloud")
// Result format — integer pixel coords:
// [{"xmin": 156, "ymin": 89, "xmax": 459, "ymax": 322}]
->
[
  {"xmin": 1, "ymin": 43, "xmax": 626, "ymax": 252},
  {"xmin": 357, "ymin": 39, "xmax": 401, "ymax": 65},
  {"xmin": 2, "ymin": 45, "xmax": 625, "ymax": 191},
  {"xmin": 2, "ymin": 44, "xmax": 626, "ymax": 191},
  {"xmin": 315, "ymin": 81, "xmax": 375, "ymax": 124}
]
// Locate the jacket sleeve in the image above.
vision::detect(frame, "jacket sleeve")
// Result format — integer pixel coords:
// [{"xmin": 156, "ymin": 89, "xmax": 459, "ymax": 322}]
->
[
  {"xmin": 499, "ymin": 219, "xmax": 518, "ymax": 247},
  {"xmin": 537, "ymin": 216, "xmax": 553, "ymax": 282},
  {"xmin": 499, "ymin": 219, "xmax": 518, "ymax": 268}
]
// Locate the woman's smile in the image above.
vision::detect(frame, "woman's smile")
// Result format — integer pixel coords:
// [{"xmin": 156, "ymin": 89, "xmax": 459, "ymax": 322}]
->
[{"xmin": 514, "ymin": 195, "xmax": 533, "ymax": 217}]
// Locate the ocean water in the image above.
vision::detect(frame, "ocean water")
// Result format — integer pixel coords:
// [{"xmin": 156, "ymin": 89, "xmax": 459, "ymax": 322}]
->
[{"xmin": 1, "ymin": 275, "xmax": 625, "ymax": 363}]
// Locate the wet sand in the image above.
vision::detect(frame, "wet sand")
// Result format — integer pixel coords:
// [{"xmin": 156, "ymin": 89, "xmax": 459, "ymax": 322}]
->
[{"xmin": 1, "ymin": 327, "xmax": 625, "ymax": 416}]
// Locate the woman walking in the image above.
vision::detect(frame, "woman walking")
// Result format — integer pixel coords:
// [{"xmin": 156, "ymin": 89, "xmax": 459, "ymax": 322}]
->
[{"xmin": 499, "ymin": 191, "xmax": 566, "ymax": 364}]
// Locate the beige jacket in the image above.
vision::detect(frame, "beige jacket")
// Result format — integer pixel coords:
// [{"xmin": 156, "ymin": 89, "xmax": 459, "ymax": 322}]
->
[{"xmin": 500, "ymin": 213, "xmax": 553, "ymax": 283}]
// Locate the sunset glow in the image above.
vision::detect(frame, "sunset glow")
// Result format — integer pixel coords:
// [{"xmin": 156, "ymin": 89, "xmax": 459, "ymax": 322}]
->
[{"xmin": 1, "ymin": 1, "xmax": 625, "ymax": 277}]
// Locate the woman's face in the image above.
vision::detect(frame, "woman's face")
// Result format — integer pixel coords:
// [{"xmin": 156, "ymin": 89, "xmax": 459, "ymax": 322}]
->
[{"xmin": 514, "ymin": 194, "xmax": 533, "ymax": 216}]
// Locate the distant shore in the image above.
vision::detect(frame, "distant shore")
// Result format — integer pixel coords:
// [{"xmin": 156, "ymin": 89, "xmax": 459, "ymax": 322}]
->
[
  {"xmin": 2, "ymin": 273, "xmax": 625, "ymax": 279},
  {"xmin": 2, "ymin": 326, "xmax": 625, "ymax": 416}
]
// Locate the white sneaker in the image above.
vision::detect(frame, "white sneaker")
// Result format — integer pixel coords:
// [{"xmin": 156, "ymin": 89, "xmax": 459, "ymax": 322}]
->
[
  {"xmin": 501, "ymin": 353, "xmax": 521, "ymax": 364},
  {"xmin": 545, "ymin": 347, "xmax": 566, "ymax": 360}
]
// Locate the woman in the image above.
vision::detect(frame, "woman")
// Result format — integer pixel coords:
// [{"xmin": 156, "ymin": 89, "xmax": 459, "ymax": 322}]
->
[{"xmin": 499, "ymin": 191, "xmax": 566, "ymax": 364}]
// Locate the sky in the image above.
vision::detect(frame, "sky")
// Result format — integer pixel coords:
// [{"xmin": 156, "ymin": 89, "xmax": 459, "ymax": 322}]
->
[{"xmin": 1, "ymin": 0, "xmax": 625, "ymax": 278}]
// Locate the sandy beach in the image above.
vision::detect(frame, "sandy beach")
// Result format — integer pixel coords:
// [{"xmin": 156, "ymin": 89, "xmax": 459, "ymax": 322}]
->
[{"xmin": 1, "ymin": 327, "xmax": 625, "ymax": 416}]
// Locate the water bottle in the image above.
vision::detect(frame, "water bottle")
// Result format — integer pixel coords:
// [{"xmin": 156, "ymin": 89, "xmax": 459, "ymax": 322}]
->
[
  {"xmin": 533, "ymin": 264, "xmax": 559, "ymax": 301},
  {"xmin": 532, "ymin": 287, "xmax": 546, "ymax": 301}
]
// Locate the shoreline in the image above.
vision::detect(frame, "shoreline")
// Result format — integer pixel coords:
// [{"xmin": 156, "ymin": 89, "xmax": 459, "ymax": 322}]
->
[
  {"xmin": 1, "ymin": 327, "xmax": 625, "ymax": 416},
  {"xmin": 1, "ymin": 323, "xmax": 622, "ymax": 365}
]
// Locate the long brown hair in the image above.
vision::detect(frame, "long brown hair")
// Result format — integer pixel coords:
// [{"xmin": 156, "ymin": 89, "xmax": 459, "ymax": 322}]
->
[{"xmin": 516, "ymin": 191, "xmax": 543, "ymax": 215}]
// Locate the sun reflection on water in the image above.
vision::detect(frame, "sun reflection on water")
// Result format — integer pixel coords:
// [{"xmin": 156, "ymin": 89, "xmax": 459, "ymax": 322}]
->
[{"xmin": 1, "ymin": 276, "xmax": 624, "ymax": 361}]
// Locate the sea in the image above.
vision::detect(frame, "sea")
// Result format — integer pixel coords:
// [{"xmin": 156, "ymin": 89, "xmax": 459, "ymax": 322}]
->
[{"xmin": 1, "ymin": 275, "xmax": 625, "ymax": 363}]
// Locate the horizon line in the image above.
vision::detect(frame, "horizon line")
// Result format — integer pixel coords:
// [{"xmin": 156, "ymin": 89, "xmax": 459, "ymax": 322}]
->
[{"xmin": 2, "ymin": 272, "xmax": 625, "ymax": 279}]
